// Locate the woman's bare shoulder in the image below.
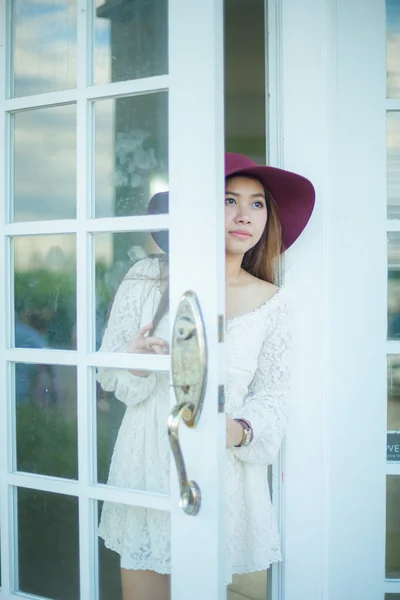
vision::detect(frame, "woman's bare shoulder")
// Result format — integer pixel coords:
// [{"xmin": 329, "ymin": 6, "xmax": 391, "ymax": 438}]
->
[{"xmin": 240, "ymin": 270, "xmax": 279, "ymax": 303}]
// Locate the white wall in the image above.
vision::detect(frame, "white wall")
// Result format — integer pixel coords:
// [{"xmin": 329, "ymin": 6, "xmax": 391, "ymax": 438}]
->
[{"xmin": 280, "ymin": 0, "xmax": 386, "ymax": 599}]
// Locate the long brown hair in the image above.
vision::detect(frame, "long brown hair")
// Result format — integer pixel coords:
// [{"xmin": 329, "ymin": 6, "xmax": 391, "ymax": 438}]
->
[{"xmin": 238, "ymin": 177, "xmax": 284, "ymax": 285}]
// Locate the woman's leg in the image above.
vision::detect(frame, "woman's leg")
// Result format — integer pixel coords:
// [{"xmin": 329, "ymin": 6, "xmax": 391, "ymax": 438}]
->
[{"xmin": 121, "ymin": 568, "xmax": 170, "ymax": 600}]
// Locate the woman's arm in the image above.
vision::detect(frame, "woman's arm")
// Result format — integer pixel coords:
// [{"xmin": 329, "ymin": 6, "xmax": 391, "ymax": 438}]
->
[
  {"xmin": 96, "ymin": 258, "xmax": 159, "ymax": 408},
  {"xmin": 231, "ymin": 298, "xmax": 293, "ymax": 465}
]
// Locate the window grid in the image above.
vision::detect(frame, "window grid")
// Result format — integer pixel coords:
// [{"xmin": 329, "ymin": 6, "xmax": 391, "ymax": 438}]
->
[
  {"xmin": 0, "ymin": 2, "xmax": 172, "ymax": 598},
  {"xmin": 386, "ymin": 21, "xmax": 400, "ymax": 596}
]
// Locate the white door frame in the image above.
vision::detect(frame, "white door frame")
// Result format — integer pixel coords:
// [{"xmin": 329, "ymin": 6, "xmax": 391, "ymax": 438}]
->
[{"xmin": 274, "ymin": 0, "xmax": 387, "ymax": 599}]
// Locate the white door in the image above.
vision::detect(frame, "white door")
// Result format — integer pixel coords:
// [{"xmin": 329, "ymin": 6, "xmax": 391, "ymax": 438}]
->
[{"xmin": 0, "ymin": 1, "xmax": 227, "ymax": 599}]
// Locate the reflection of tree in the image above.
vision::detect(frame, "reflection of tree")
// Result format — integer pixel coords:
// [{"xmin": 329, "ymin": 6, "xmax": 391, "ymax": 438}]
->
[
  {"xmin": 17, "ymin": 401, "xmax": 113, "ymax": 600},
  {"xmin": 115, "ymin": 129, "xmax": 157, "ymax": 195}
]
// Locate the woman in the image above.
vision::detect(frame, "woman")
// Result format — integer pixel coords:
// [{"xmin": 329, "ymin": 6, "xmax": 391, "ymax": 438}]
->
[{"xmin": 97, "ymin": 152, "xmax": 315, "ymax": 600}]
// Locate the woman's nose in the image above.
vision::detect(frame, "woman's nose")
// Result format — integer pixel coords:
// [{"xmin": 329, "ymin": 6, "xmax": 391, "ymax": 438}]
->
[{"xmin": 235, "ymin": 209, "xmax": 251, "ymax": 224}]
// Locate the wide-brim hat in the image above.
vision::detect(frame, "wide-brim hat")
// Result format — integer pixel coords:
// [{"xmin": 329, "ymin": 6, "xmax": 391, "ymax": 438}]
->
[
  {"xmin": 148, "ymin": 191, "xmax": 169, "ymax": 253},
  {"xmin": 148, "ymin": 152, "xmax": 315, "ymax": 253},
  {"xmin": 225, "ymin": 152, "xmax": 315, "ymax": 251}
]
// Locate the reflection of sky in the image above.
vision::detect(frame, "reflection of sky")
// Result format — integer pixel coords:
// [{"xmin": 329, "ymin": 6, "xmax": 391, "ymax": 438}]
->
[
  {"xmin": 387, "ymin": 0, "xmax": 400, "ymax": 33},
  {"xmin": 11, "ymin": 1, "xmax": 169, "ymax": 223}
]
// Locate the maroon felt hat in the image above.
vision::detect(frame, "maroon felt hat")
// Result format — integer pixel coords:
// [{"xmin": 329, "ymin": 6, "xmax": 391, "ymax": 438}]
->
[
  {"xmin": 148, "ymin": 153, "xmax": 315, "ymax": 253},
  {"xmin": 225, "ymin": 152, "xmax": 315, "ymax": 251}
]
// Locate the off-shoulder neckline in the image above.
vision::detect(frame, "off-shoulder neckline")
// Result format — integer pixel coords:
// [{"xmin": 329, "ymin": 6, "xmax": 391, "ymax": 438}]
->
[{"xmin": 226, "ymin": 286, "xmax": 284, "ymax": 324}]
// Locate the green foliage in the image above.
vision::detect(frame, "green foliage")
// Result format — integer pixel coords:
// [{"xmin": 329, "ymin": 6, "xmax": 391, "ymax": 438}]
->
[
  {"xmin": 16, "ymin": 401, "xmax": 120, "ymax": 599},
  {"xmin": 17, "ymin": 403, "xmax": 78, "ymax": 479}
]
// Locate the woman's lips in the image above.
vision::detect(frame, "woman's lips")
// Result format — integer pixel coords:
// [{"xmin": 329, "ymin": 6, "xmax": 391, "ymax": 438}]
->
[{"xmin": 229, "ymin": 231, "xmax": 251, "ymax": 239}]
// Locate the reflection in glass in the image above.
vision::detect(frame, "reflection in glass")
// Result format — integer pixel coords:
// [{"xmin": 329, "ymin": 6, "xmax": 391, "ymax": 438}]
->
[
  {"xmin": 17, "ymin": 488, "xmax": 79, "ymax": 599},
  {"xmin": 227, "ymin": 573, "xmax": 267, "ymax": 600},
  {"xmin": 13, "ymin": 106, "xmax": 77, "ymax": 222},
  {"xmin": 388, "ymin": 356, "xmax": 400, "ymax": 431},
  {"xmin": 386, "ymin": 476, "xmax": 400, "ymax": 578},
  {"xmin": 224, "ymin": 0, "xmax": 266, "ymax": 163},
  {"xmin": 14, "ymin": 235, "xmax": 76, "ymax": 351},
  {"xmin": 387, "ymin": 0, "xmax": 400, "ymax": 98},
  {"xmin": 16, "ymin": 364, "xmax": 77, "ymax": 479},
  {"xmin": 94, "ymin": 231, "xmax": 170, "ymax": 591},
  {"xmin": 98, "ymin": 501, "xmax": 171, "ymax": 599},
  {"xmin": 94, "ymin": 0, "xmax": 168, "ymax": 85},
  {"xmin": 388, "ymin": 233, "xmax": 400, "ymax": 339},
  {"xmin": 94, "ymin": 232, "xmax": 168, "ymax": 350},
  {"xmin": 95, "ymin": 235, "xmax": 169, "ymax": 485},
  {"xmin": 387, "ymin": 112, "xmax": 400, "ymax": 219},
  {"xmin": 11, "ymin": 0, "xmax": 76, "ymax": 98},
  {"xmin": 94, "ymin": 94, "xmax": 168, "ymax": 218}
]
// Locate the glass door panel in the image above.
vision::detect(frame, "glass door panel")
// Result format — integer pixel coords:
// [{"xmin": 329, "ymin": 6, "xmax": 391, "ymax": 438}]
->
[
  {"xmin": 11, "ymin": 0, "xmax": 77, "ymax": 98},
  {"xmin": 94, "ymin": 0, "xmax": 168, "ymax": 85},
  {"xmin": 1, "ymin": 1, "xmax": 225, "ymax": 600}
]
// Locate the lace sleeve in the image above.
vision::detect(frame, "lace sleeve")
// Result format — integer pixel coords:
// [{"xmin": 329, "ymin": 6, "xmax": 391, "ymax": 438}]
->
[
  {"xmin": 96, "ymin": 258, "xmax": 158, "ymax": 408},
  {"xmin": 232, "ymin": 297, "xmax": 293, "ymax": 465}
]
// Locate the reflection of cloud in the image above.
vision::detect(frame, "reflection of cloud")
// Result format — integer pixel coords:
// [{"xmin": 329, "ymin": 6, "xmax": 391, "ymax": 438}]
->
[
  {"xmin": 387, "ymin": 32, "xmax": 400, "ymax": 98},
  {"xmin": 387, "ymin": 113, "xmax": 400, "ymax": 213},
  {"xmin": 14, "ymin": 105, "xmax": 76, "ymax": 221},
  {"xmin": 12, "ymin": 1, "xmax": 167, "ymax": 222},
  {"xmin": 13, "ymin": 0, "xmax": 111, "ymax": 95},
  {"xmin": 13, "ymin": 0, "xmax": 77, "ymax": 96},
  {"xmin": 14, "ymin": 235, "xmax": 76, "ymax": 271}
]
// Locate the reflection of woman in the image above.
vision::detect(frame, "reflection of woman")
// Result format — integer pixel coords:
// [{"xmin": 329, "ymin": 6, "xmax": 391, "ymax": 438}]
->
[{"xmin": 97, "ymin": 152, "xmax": 315, "ymax": 600}]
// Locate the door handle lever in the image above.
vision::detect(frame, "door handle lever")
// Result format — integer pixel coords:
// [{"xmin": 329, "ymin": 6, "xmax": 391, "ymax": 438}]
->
[{"xmin": 168, "ymin": 291, "xmax": 207, "ymax": 515}]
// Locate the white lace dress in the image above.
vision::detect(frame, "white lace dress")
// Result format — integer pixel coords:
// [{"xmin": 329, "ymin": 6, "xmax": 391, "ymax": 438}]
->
[{"xmin": 97, "ymin": 257, "xmax": 292, "ymax": 581}]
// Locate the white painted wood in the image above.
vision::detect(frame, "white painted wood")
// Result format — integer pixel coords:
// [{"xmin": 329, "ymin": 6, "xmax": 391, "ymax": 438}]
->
[
  {"xmin": 76, "ymin": 2, "xmax": 93, "ymax": 598},
  {"xmin": 385, "ymin": 580, "xmax": 400, "ymax": 593},
  {"xmin": 168, "ymin": 0, "xmax": 226, "ymax": 597},
  {"xmin": 4, "ymin": 214, "xmax": 169, "ymax": 235},
  {"xmin": 386, "ymin": 99, "xmax": 400, "ymax": 111},
  {"xmin": 387, "ymin": 464, "xmax": 400, "ymax": 476},
  {"xmin": 7, "ymin": 472, "xmax": 170, "ymax": 510},
  {"xmin": 323, "ymin": 1, "xmax": 387, "ymax": 599},
  {"xmin": 267, "ymin": 2, "xmax": 285, "ymax": 599},
  {"xmin": 2, "ymin": 75, "xmax": 169, "ymax": 112},
  {"xmin": 0, "ymin": 0, "xmax": 12, "ymax": 594},
  {"xmin": 279, "ymin": 1, "xmax": 329, "ymax": 599}
]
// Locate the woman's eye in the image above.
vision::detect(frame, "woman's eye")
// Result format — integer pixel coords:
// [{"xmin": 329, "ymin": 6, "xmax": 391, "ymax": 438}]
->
[
  {"xmin": 252, "ymin": 201, "xmax": 265, "ymax": 209},
  {"xmin": 225, "ymin": 197, "xmax": 236, "ymax": 205}
]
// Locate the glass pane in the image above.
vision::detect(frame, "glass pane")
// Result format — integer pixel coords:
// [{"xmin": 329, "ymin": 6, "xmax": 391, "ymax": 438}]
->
[
  {"xmin": 14, "ymin": 235, "xmax": 76, "ymax": 351},
  {"xmin": 94, "ymin": 93, "xmax": 168, "ymax": 218},
  {"xmin": 224, "ymin": 0, "xmax": 266, "ymax": 163},
  {"xmin": 387, "ymin": 0, "xmax": 400, "ymax": 98},
  {"xmin": 16, "ymin": 364, "xmax": 77, "ymax": 479},
  {"xmin": 94, "ymin": 232, "xmax": 169, "ymax": 350},
  {"xmin": 11, "ymin": 0, "xmax": 76, "ymax": 98},
  {"xmin": 94, "ymin": 0, "xmax": 168, "ymax": 85},
  {"xmin": 386, "ymin": 596, "xmax": 400, "ymax": 599},
  {"xmin": 387, "ymin": 112, "xmax": 400, "ymax": 219},
  {"xmin": 95, "ymin": 233, "xmax": 170, "ymax": 488},
  {"xmin": 388, "ymin": 233, "xmax": 400, "ymax": 339},
  {"xmin": 387, "ymin": 476, "xmax": 400, "ymax": 578},
  {"xmin": 97, "ymin": 500, "xmax": 171, "ymax": 599},
  {"xmin": 13, "ymin": 106, "xmax": 76, "ymax": 222},
  {"xmin": 17, "ymin": 488, "xmax": 79, "ymax": 599},
  {"xmin": 388, "ymin": 356, "xmax": 400, "ymax": 429},
  {"xmin": 227, "ymin": 573, "xmax": 268, "ymax": 600}
]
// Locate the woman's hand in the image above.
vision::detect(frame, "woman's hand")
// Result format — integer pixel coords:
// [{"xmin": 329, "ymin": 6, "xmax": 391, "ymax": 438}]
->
[
  {"xmin": 128, "ymin": 323, "xmax": 170, "ymax": 377},
  {"xmin": 226, "ymin": 414, "xmax": 244, "ymax": 448}
]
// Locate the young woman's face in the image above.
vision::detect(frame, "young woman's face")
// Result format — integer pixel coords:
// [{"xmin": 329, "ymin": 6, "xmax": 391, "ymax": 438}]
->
[{"xmin": 225, "ymin": 176, "xmax": 268, "ymax": 255}]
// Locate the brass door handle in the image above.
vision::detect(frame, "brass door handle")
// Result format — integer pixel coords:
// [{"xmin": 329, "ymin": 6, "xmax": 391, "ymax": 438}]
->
[{"xmin": 168, "ymin": 291, "xmax": 207, "ymax": 515}]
